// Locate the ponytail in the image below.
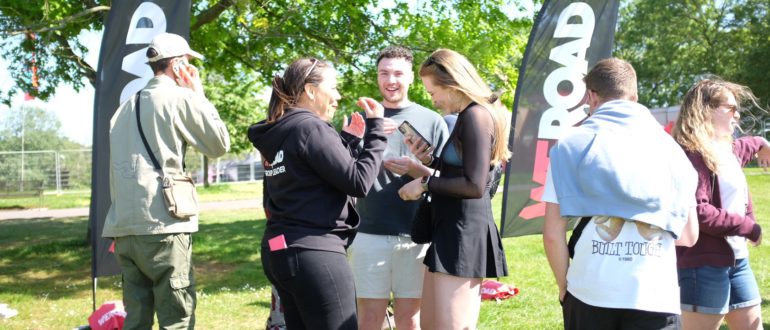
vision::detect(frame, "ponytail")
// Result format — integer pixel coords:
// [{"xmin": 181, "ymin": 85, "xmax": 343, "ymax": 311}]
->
[
  {"xmin": 267, "ymin": 58, "xmax": 328, "ymax": 123},
  {"xmin": 268, "ymin": 74, "xmax": 291, "ymax": 123}
]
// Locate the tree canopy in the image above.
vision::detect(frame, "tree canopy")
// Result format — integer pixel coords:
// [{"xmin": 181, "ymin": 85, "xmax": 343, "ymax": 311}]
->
[
  {"xmin": 616, "ymin": 0, "xmax": 770, "ymax": 128},
  {"xmin": 0, "ymin": 0, "xmax": 532, "ymax": 154},
  {"xmin": 0, "ymin": 101, "xmax": 84, "ymax": 151}
]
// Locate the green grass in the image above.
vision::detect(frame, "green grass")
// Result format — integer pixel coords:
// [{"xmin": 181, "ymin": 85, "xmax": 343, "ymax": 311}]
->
[
  {"xmin": 0, "ymin": 182, "xmax": 262, "ymax": 210},
  {"xmin": 0, "ymin": 174, "xmax": 768, "ymax": 329}
]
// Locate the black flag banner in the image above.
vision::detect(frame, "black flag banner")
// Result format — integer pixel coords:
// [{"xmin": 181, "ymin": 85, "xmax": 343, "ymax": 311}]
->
[
  {"xmin": 90, "ymin": 0, "xmax": 192, "ymax": 277},
  {"xmin": 500, "ymin": 0, "xmax": 620, "ymax": 237}
]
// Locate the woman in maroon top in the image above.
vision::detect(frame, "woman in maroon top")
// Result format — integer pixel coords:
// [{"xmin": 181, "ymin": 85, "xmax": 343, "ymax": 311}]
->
[{"xmin": 672, "ymin": 78, "xmax": 770, "ymax": 330}]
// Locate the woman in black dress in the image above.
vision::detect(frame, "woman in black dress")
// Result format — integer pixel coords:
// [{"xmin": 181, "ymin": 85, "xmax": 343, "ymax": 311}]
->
[{"xmin": 399, "ymin": 49, "xmax": 510, "ymax": 329}]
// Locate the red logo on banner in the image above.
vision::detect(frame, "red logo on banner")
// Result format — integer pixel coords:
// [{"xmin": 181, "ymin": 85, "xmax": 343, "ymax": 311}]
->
[{"xmin": 518, "ymin": 140, "xmax": 551, "ymax": 219}]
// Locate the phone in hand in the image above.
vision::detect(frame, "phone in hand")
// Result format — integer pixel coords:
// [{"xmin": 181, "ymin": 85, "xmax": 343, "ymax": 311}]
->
[
  {"xmin": 174, "ymin": 57, "xmax": 192, "ymax": 74},
  {"xmin": 172, "ymin": 59, "xmax": 191, "ymax": 86},
  {"xmin": 398, "ymin": 120, "xmax": 431, "ymax": 149}
]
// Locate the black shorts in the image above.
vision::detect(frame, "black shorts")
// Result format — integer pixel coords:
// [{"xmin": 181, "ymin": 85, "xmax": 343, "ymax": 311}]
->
[{"xmin": 562, "ymin": 291, "xmax": 681, "ymax": 330}]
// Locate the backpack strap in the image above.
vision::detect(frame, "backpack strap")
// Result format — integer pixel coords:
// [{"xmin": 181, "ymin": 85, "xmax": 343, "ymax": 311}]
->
[{"xmin": 567, "ymin": 216, "xmax": 592, "ymax": 259}]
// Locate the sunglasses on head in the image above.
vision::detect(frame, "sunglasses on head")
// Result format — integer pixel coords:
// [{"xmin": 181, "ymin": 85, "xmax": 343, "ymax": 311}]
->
[{"xmin": 302, "ymin": 58, "xmax": 318, "ymax": 82}]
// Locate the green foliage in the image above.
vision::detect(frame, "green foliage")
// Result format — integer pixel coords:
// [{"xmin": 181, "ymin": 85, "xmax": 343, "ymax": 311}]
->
[
  {"xmin": 616, "ymin": 0, "xmax": 770, "ymax": 126},
  {"xmin": 203, "ymin": 72, "xmax": 266, "ymax": 155},
  {"xmin": 0, "ymin": 102, "xmax": 87, "ymax": 185},
  {"xmin": 191, "ymin": 0, "xmax": 530, "ymax": 131},
  {"xmin": 0, "ymin": 1, "xmax": 107, "ymax": 103},
  {"xmin": 1, "ymin": 1, "xmax": 531, "ymax": 153},
  {"xmin": 0, "ymin": 101, "xmax": 82, "ymax": 151}
]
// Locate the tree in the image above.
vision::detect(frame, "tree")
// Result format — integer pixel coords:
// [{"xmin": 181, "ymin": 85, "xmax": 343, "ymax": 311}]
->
[
  {"xmin": 616, "ymin": 0, "xmax": 770, "ymax": 129},
  {"xmin": 0, "ymin": 101, "xmax": 85, "ymax": 183},
  {"xmin": 1, "ymin": 1, "xmax": 533, "ymax": 153},
  {"xmin": 0, "ymin": 100, "xmax": 83, "ymax": 152}
]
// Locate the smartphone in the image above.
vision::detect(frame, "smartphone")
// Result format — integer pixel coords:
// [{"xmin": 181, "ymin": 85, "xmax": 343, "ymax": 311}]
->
[
  {"xmin": 398, "ymin": 120, "xmax": 431, "ymax": 148},
  {"xmin": 172, "ymin": 61, "xmax": 183, "ymax": 75},
  {"xmin": 172, "ymin": 60, "xmax": 189, "ymax": 76}
]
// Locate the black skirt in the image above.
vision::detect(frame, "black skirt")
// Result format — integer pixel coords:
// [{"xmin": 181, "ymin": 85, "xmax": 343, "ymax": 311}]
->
[{"xmin": 423, "ymin": 187, "xmax": 508, "ymax": 278}]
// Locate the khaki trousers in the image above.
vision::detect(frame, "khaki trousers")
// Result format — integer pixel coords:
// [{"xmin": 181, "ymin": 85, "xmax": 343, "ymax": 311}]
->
[{"xmin": 114, "ymin": 233, "xmax": 196, "ymax": 330}]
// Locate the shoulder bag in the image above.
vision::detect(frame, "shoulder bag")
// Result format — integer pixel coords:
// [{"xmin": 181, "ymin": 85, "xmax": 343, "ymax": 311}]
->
[
  {"xmin": 410, "ymin": 160, "xmax": 439, "ymax": 244},
  {"xmin": 135, "ymin": 92, "xmax": 199, "ymax": 219}
]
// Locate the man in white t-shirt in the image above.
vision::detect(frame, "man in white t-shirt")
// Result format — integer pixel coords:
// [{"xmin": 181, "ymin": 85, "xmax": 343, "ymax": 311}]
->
[{"xmin": 542, "ymin": 58, "xmax": 699, "ymax": 329}]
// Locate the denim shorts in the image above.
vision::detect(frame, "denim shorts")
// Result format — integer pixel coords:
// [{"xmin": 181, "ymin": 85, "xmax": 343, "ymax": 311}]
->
[{"xmin": 678, "ymin": 258, "xmax": 761, "ymax": 314}]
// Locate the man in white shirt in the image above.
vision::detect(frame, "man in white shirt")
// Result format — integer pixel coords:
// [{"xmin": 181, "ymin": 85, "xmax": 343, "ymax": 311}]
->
[{"xmin": 542, "ymin": 58, "xmax": 698, "ymax": 329}]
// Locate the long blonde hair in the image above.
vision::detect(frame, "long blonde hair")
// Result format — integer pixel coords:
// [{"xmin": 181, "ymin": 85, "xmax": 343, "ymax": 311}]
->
[
  {"xmin": 419, "ymin": 49, "xmax": 512, "ymax": 165},
  {"xmin": 672, "ymin": 78, "xmax": 760, "ymax": 173}
]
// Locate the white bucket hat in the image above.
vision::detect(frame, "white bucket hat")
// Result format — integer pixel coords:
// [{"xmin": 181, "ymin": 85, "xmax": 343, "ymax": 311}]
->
[{"xmin": 147, "ymin": 33, "xmax": 204, "ymax": 62}]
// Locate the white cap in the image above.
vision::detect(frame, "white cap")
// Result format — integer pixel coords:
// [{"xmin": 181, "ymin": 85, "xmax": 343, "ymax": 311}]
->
[{"xmin": 147, "ymin": 33, "xmax": 204, "ymax": 62}]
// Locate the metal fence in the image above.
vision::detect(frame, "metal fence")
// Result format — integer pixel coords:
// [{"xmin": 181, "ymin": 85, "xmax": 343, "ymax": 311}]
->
[
  {"xmin": 0, "ymin": 149, "xmax": 264, "ymax": 194},
  {"xmin": 184, "ymin": 150, "xmax": 265, "ymax": 184},
  {"xmin": 0, "ymin": 149, "xmax": 92, "ymax": 193}
]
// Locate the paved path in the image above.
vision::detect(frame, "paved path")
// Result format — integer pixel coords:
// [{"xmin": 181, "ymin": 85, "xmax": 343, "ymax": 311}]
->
[{"xmin": 0, "ymin": 199, "xmax": 262, "ymax": 221}]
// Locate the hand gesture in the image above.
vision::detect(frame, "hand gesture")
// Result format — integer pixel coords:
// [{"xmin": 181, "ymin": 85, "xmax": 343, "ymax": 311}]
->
[
  {"xmin": 404, "ymin": 134, "xmax": 434, "ymax": 165},
  {"xmin": 356, "ymin": 97, "xmax": 384, "ymax": 119},
  {"xmin": 175, "ymin": 62, "xmax": 204, "ymax": 96},
  {"xmin": 757, "ymin": 138, "xmax": 770, "ymax": 170},
  {"xmin": 750, "ymin": 233, "xmax": 762, "ymax": 247},
  {"xmin": 382, "ymin": 117, "xmax": 398, "ymax": 135},
  {"xmin": 384, "ymin": 156, "xmax": 411, "ymax": 176},
  {"xmin": 398, "ymin": 178, "xmax": 425, "ymax": 201},
  {"xmin": 343, "ymin": 112, "xmax": 365, "ymax": 138},
  {"xmin": 384, "ymin": 156, "xmax": 432, "ymax": 178}
]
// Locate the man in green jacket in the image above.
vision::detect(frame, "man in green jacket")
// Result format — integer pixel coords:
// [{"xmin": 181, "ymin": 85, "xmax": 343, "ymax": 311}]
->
[{"xmin": 103, "ymin": 33, "xmax": 230, "ymax": 329}]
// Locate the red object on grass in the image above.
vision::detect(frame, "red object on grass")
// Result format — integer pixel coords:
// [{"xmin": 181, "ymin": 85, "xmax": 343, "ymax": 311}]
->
[
  {"xmin": 664, "ymin": 121, "xmax": 675, "ymax": 135},
  {"xmin": 480, "ymin": 279, "xmax": 519, "ymax": 301},
  {"xmin": 88, "ymin": 301, "xmax": 126, "ymax": 330}
]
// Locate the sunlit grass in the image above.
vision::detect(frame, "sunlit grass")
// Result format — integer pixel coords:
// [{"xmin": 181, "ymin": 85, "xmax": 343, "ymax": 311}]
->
[
  {"xmin": 0, "ymin": 181, "xmax": 262, "ymax": 210},
  {"xmin": 0, "ymin": 173, "xmax": 767, "ymax": 329}
]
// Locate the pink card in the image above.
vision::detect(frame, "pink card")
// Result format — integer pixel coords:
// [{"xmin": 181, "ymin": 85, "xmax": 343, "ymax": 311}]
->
[{"xmin": 268, "ymin": 235, "xmax": 288, "ymax": 251}]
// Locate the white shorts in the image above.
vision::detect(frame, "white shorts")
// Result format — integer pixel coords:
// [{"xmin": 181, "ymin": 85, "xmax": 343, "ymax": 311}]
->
[{"xmin": 348, "ymin": 233, "xmax": 428, "ymax": 299}]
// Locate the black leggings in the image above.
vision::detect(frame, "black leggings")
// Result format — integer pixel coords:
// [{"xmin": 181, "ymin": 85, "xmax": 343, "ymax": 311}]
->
[{"xmin": 261, "ymin": 246, "xmax": 357, "ymax": 330}]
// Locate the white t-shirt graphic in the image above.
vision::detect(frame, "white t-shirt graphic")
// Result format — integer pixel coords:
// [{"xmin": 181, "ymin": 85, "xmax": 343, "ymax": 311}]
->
[
  {"xmin": 567, "ymin": 216, "xmax": 680, "ymax": 314},
  {"xmin": 543, "ymin": 167, "xmax": 680, "ymax": 314}
]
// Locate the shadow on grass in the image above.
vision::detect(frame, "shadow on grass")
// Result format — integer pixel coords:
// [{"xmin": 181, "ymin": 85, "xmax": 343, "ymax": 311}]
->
[
  {"xmin": 195, "ymin": 218, "xmax": 269, "ymax": 291},
  {"xmin": 0, "ymin": 217, "xmax": 92, "ymax": 299},
  {"xmin": 0, "ymin": 214, "xmax": 269, "ymax": 300},
  {"xmin": 248, "ymin": 300, "xmax": 273, "ymax": 309}
]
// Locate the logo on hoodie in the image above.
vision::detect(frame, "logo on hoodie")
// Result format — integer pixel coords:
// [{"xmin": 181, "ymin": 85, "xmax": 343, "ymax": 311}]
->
[{"xmin": 265, "ymin": 150, "xmax": 286, "ymax": 176}]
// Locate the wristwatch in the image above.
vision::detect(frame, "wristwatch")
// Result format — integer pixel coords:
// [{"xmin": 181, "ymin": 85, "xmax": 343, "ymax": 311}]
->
[
  {"xmin": 421, "ymin": 176, "xmax": 430, "ymax": 192},
  {"xmin": 421, "ymin": 154, "xmax": 433, "ymax": 165}
]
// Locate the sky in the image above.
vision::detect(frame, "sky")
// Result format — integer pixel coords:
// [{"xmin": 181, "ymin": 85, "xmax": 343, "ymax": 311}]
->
[{"xmin": 0, "ymin": 29, "xmax": 101, "ymax": 147}]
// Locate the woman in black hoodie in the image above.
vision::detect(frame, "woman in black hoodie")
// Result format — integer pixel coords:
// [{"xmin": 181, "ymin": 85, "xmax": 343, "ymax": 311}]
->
[{"xmin": 247, "ymin": 58, "xmax": 387, "ymax": 329}]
